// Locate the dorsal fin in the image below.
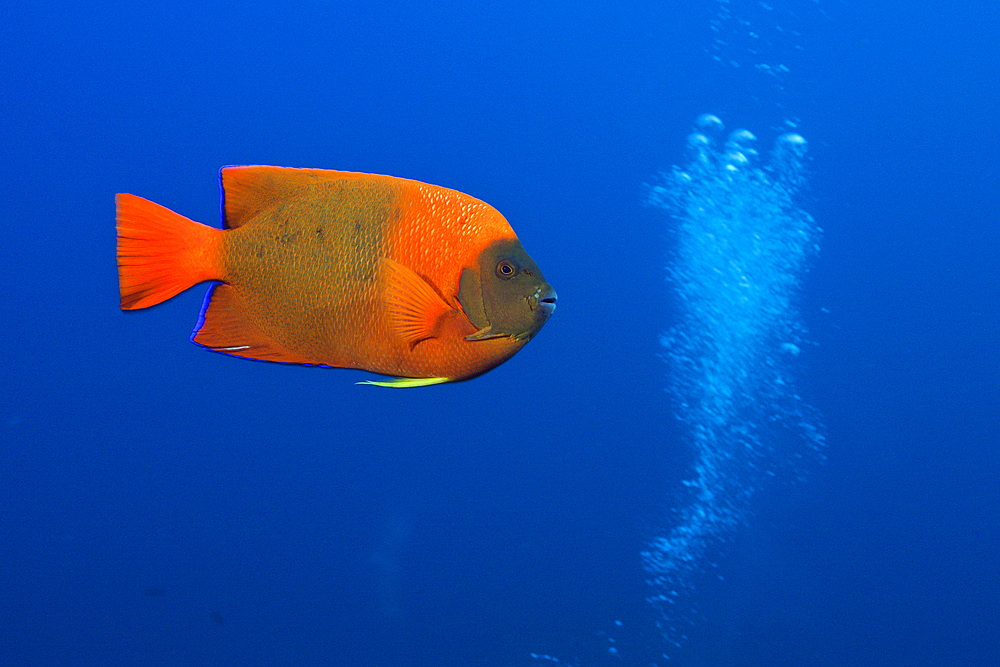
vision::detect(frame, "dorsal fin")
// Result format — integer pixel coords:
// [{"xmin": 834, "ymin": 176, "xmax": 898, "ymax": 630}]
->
[{"xmin": 219, "ymin": 166, "xmax": 384, "ymax": 229}]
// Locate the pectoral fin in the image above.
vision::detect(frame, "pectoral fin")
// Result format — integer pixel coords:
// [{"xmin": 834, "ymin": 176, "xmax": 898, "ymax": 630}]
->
[{"xmin": 381, "ymin": 257, "xmax": 454, "ymax": 345}]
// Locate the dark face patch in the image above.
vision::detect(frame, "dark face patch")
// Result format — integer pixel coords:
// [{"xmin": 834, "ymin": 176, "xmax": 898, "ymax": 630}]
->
[{"xmin": 457, "ymin": 238, "xmax": 556, "ymax": 341}]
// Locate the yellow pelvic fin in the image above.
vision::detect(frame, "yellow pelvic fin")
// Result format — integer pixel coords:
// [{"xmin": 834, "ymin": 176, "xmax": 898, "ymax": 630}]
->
[{"xmin": 356, "ymin": 376, "xmax": 452, "ymax": 388}]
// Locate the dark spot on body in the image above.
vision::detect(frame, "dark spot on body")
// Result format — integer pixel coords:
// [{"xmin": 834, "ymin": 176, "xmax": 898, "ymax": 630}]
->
[{"xmin": 275, "ymin": 230, "xmax": 302, "ymax": 246}]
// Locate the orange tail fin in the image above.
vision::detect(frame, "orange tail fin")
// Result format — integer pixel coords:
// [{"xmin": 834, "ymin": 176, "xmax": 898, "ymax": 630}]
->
[{"xmin": 116, "ymin": 194, "xmax": 224, "ymax": 310}]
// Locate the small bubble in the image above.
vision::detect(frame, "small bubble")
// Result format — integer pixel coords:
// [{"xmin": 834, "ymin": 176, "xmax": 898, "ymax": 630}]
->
[
  {"xmin": 687, "ymin": 133, "xmax": 710, "ymax": 148},
  {"xmin": 695, "ymin": 114, "xmax": 724, "ymax": 132},
  {"xmin": 728, "ymin": 129, "xmax": 757, "ymax": 144},
  {"xmin": 724, "ymin": 151, "xmax": 748, "ymax": 167}
]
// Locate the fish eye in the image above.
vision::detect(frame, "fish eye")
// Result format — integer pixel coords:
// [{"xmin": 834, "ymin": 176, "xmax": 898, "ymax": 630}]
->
[{"xmin": 496, "ymin": 259, "xmax": 518, "ymax": 279}]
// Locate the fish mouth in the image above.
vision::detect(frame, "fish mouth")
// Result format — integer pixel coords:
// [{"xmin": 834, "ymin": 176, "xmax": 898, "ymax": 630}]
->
[{"xmin": 529, "ymin": 285, "xmax": 558, "ymax": 316}]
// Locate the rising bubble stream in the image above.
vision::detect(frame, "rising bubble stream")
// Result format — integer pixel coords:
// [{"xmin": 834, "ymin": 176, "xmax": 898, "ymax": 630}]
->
[{"xmin": 642, "ymin": 114, "xmax": 824, "ymax": 658}]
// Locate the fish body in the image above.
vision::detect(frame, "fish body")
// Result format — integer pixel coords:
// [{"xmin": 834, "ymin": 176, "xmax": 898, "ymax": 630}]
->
[{"xmin": 116, "ymin": 167, "xmax": 556, "ymax": 385}]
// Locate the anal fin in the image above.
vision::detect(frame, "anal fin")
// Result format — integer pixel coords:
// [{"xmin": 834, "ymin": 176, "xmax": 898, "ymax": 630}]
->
[{"xmin": 191, "ymin": 284, "xmax": 311, "ymax": 364}]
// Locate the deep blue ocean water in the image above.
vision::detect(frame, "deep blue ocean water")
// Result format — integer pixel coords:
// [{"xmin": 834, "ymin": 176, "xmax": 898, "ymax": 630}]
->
[{"xmin": 2, "ymin": 1, "xmax": 997, "ymax": 666}]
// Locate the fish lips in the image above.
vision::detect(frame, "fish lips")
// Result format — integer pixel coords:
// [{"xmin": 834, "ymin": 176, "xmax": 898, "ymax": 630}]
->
[{"xmin": 529, "ymin": 284, "xmax": 558, "ymax": 316}]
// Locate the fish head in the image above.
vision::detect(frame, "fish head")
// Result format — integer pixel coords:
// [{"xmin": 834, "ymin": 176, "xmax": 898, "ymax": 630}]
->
[{"xmin": 458, "ymin": 238, "xmax": 556, "ymax": 342}]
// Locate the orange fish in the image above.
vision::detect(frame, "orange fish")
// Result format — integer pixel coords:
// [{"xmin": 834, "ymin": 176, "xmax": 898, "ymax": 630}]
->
[{"xmin": 116, "ymin": 166, "xmax": 556, "ymax": 387}]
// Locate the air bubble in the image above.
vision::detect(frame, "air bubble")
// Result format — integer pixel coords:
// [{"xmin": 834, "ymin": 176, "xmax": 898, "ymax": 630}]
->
[
  {"xmin": 724, "ymin": 151, "xmax": 749, "ymax": 167},
  {"xmin": 728, "ymin": 129, "xmax": 757, "ymax": 144},
  {"xmin": 687, "ymin": 133, "xmax": 710, "ymax": 148},
  {"xmin": 695, "ymin": 114, "xmax": 724, "ymax": 132},
  {"xmin": 779, "ymin": 133, "xmax": 806, "ymax": 146}
]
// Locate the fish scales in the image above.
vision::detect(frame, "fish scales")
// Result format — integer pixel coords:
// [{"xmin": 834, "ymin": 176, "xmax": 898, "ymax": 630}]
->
[{"xmin": 221, "ymin": 179, "xmax": 397, "ymax": 369}]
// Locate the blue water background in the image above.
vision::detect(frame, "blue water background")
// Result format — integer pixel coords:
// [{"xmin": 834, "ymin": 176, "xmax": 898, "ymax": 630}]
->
[{"xmin": 1, "ymin": 1, "xmax": 997, "ymax": 665}]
